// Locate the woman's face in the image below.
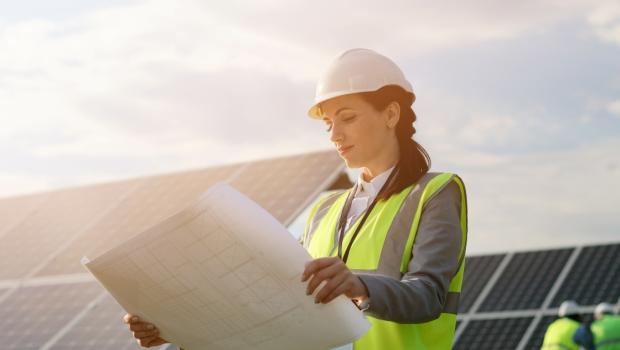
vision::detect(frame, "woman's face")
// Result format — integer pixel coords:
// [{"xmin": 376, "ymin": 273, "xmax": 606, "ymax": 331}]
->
[{"xmin": 320, "ymin": 93, "xmax": 399, "ymax": 169}]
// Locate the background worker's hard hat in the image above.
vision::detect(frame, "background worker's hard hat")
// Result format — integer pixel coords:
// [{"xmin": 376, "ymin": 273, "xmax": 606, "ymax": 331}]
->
[
  {"xmin": 558, "ymin": 300, "xmax": 580, "ymax": 317},
  {"xmin": 308, "ymin": 48, "xmax": 415, "ymax": 119},
  {"xmin": 594, "ymin": 302, "xmax": 616, "ymax": 320}
]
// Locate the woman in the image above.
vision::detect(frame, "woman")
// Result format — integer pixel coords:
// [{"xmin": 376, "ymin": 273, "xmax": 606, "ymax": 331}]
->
[{"xmin": 124, "ymin": 48, "xmax": 467, "ymax": 350}]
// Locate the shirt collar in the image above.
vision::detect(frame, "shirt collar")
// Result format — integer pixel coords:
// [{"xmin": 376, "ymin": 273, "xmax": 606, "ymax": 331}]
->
[{"xmin": 356, "ymin": 165, "xmax": 396, "ymax": 197}]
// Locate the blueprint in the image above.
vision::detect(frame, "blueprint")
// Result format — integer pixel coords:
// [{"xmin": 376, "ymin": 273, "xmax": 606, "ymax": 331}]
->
[{"xmin": 82, "ymin": 182, "xmax": 370, "ymax": 350}]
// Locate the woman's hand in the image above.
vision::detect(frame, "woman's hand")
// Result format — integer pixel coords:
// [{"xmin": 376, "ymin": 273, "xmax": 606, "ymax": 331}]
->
[
  {"xmin": 123, "ymin": 313, "xmax": 169, "ymax": 348},
  {"xmin": 301, "ymin": 256, "xmax": 369, "ymax": 304}
]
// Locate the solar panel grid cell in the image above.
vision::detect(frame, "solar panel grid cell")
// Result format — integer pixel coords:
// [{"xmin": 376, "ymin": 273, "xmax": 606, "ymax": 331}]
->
[
  {"xmin": 453, "ymin": 317, "xmax": 533, "ymax": 350},
  {"xmin": 0, "ymin": 181, "xmax": 139, "ymax": 280},
  {"xmin": 550, "ymin": 243, "xmax": 620, "ymax": 307},
  {"xmin": 458, "ymin": 254, "xmax": 506, "ymax": 313},
  {"xmin": 0, "ymin": 192, "xmax": 49, "ymax": 240},
  {"xmin": 478, "ymin": 248, "xmax": 573, "ymax": 312},
  {"xmin": 49, "ymin": 293, "xmax": 169, "ymax": 350},
  {"xmin": 35, "ymin": 164, "xmax": 241, "ymax": 277},
  {"xmin": 228, "ymin": 151, "xmax": 342, "ymax": 223},
  {"xmin": 0, "ymin": 282, "xmax": 102, "ymax": 350}
]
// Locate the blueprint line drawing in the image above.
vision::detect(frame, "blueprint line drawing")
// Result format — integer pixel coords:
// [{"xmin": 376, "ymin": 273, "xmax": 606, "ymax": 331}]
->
[{"xmin": 82, "ymin": 182, "xmax": 370, "ymax": 350}]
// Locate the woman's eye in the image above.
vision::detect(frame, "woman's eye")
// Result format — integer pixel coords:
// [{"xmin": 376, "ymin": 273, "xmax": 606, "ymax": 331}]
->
[
  {"xmin": 344, "ymin": 115, "xmax": 356, "ymax": 122},
  {"xmin": 325, "ymin": 124, "xmax": 333, "ymax": 132}
]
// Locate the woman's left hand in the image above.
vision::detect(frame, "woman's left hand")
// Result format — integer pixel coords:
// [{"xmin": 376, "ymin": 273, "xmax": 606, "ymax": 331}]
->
[{"xmin": 301, "ymin": 256, "xmax": 369, "ymax": 304}]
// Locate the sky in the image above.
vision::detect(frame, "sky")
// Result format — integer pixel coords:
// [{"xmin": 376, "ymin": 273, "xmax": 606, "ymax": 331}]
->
[{"xmin": 1, "ymin": 0, "xmax": 619, "ymax": 254}]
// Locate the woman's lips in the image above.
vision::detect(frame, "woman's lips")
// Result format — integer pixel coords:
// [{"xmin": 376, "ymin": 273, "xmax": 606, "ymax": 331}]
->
[{"xmin": 338, "ymin": 145, "xmax": 354, "ymax": 155}]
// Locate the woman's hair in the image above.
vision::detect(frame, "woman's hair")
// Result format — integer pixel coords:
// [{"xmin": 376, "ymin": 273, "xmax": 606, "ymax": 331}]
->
[{"xmin": 357, "ymin": 85, "xmax": 431, "ymax": 201}]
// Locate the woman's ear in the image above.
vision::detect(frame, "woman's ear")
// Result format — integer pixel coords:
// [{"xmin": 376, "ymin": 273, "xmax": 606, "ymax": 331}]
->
[{"xmin": 385, "ymin": 101, "xmax": 400, "ymax": 129}]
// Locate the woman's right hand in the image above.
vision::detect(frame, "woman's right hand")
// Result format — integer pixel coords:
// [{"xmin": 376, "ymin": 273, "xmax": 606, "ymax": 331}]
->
[{"xmin": 123, "ymin": 313, "xmax": 169, "ymax": 348}]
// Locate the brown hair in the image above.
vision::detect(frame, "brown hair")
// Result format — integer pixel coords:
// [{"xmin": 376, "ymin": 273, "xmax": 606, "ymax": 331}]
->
[{"xmin": 357, "ymin": 85, "xmax": 431, "ymax": 201}]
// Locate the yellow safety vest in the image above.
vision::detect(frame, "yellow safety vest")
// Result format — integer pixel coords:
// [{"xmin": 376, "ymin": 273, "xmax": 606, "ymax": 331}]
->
[
  {"xmin": 302, "ymin": 172, "xmax": 467, "ymax": 350},
  {"xmin": 541, "ymin": 318, "xmax": 580, "ymax": 350}
]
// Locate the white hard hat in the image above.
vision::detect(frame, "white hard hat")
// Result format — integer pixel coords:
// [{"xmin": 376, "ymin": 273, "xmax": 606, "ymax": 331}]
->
[
  {"xmin": 308, "ymin": 48, "xmax": 415, "ymax": 119},
  {"xmin": 594, "ymin": 302, "xmax": 616, "ymax": 320},
  {"xmin": 558, "ymin": 300, "xmax": 580, "ymax": 317}
]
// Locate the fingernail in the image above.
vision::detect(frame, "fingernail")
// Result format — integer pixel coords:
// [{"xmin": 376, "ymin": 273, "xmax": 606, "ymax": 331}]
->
[{"xmin": 131, "ymin": 317, "xmax": 138, "ymax": 322}]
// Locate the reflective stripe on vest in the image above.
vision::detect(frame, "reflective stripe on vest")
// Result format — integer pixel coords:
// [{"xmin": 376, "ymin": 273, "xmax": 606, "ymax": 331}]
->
[
  {"xmin": 541, "ymin": 318, "xmax": 580, "ymax": 350},
  {"xmin": 592, "ymin": 316, "xmax": 620, "ymax": 350},
  {"xmin": 304, "ymin": 172, "xmax": 468, "ymax": 350}
]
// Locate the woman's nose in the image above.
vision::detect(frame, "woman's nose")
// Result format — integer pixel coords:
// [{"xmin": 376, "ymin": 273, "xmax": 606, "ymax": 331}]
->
[{"xmin": 329, "ymin": 123, "xmax": 344, "ymax": 143}]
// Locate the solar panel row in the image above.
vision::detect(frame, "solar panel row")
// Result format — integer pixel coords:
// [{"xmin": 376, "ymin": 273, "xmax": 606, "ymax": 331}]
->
[
  {"xmin": 0, "ymin": 151, "xmax": 343, "ymax": 281},
  {"xmin": 455, "ymin": 243, "xmax": 620, "ymax": 349},
  {"xmin": 0, "ymin": 150, "xmax": 343, "ymax": 350},
  {"xmin": 0, "ymin": 151, "xmax": 617, "ymax": 349}
]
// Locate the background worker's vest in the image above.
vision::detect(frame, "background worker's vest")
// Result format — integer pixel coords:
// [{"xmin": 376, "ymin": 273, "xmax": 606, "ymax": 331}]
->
[
  {"xmin": 592, "ymin": 315, "xmax": 620, "ymax": 350},
  {"xmin": 540, "ymin": 318, "xmax": 580, "ymax": 350},
  {"xmin": 301, "ymin": 172, "xmax": 468, "ymax": 350}
]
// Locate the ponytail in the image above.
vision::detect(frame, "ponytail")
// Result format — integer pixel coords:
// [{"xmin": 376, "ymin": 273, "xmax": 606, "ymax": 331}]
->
[{"xmin": 358, "ymin": 85, "xmax": 431, "ymax": 201}]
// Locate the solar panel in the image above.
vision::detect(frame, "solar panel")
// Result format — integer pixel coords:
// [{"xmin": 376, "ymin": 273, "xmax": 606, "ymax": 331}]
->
[
  {"xmin": 0, "ymin": 192, "xmax": 49, "ymax": 240},
  {"xmin": 228, "ymin": 151, "xmax": 342, "ymax": 223},
  {"xmin": 36, "ymin": 152, "xmax": 342, "ymax": 278},
  {"xmin": 49, "ymin": 293, "xmax": 169, "ymax": 350},
  {"xmin": 550, "ymin": 243, "xmax": 620, "ymax": 307},
  {"xmin": 0, "ymin": 282, "xmax": 102, "ymax": 350},
  {"xmin": 453, "ymin": 317, "xmax": 533, "ymax": 350},
  {"xmin": 458, "ymin": 254, "xmax": 505, "ymax": 313},
  {"xmin": 0, "ymin": 181, "xmax": 139, "ymax": 280},
  {"xmin": 35, "ymin": 164, "xmax": 242, "ymax": 276},
  {"xmin": 0, "ymin": 151, "xmax": 344, "ymax": 349},
  {"xmin": 478, "ymin": 248, "xmax": 573, "ymax": 312}
]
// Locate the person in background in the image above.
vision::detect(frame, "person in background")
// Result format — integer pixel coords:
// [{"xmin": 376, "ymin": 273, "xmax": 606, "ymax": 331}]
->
[
  {"xmin": 584, "ymin": 302, "xmax": 620, "ymax": 349},
  {"xmin": 541, "ymin": 300, "xmax": 584, "ymax": 350}
]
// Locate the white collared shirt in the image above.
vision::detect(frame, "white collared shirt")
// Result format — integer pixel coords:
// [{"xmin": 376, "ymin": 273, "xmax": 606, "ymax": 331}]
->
[{"xmin": 343, "ymin": 165, "xmax": 396, "ymax": 232}]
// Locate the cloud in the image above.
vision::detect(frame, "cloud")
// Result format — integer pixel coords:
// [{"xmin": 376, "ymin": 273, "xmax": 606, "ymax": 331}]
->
[
  {"xmin": 451, "ymin": 138, "xmax": 620, "ymax": 254},
  {"xmin": 607, "ymin": 99, "xmax": 620, "ymax": 118},
  {"xmin": 0, "ymin": 0, "xmax": 619, "ymax": 259},
  {"xmin": 587, "ymin": 0, "xmax": 620, "ymax": 45}
]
